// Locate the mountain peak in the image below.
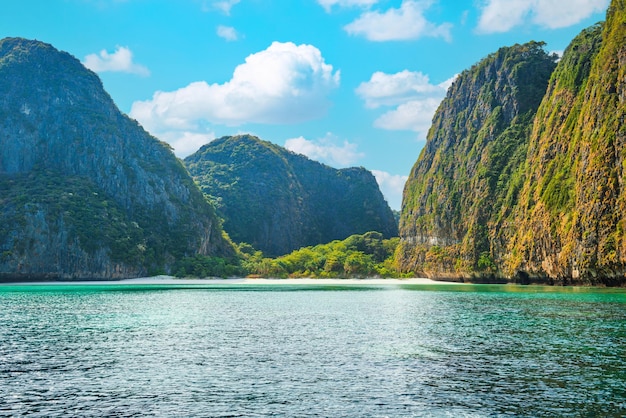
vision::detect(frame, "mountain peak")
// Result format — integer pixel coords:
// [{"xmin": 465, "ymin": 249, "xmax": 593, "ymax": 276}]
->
[{"xmin": 0, "ymin": 38, "xmax": 232, "ymax": 280}]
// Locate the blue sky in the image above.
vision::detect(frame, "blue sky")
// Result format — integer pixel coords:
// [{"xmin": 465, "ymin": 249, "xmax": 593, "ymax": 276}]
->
[{"xmin": 1, "ymin": 0, "xmax": 610, "ymax": 210}]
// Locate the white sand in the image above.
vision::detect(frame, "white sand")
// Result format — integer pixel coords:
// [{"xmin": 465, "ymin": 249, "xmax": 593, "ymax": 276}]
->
[
  {"xmin": 2, "ymin": 276, "xmax": 464, "ymax": 286},
  {"xmin": 114, "ymin": 276, "xmax": 462, "ymax": 285}
]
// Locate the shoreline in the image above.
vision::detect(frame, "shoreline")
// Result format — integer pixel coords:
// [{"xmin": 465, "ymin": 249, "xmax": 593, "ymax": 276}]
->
[
  {"xmin": 0, "ymin": 276, "xmax": 464, "ymax": 286},
  {"xmin": 2, "ymin": 277, "xmax": 624, "ymax": 293}
]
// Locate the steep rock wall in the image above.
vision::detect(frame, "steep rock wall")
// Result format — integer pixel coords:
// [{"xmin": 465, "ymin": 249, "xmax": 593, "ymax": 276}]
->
[
  {"xmin": 398, "ymin": 42, "xmax": 557, "ymax": 280},
  {"xmin": 0, "ymin": 38, "xmax": 232, "ymax": 279}
]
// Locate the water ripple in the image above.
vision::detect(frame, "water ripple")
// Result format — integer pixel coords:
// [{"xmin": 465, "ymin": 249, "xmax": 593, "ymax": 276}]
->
[{"xmin": 0, "ymin": 286, "xmax": 624, "ymax": 417}]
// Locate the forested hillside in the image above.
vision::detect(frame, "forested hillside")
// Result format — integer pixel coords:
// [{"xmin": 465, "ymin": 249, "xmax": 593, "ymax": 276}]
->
[
  {"xmin": 0, "ymin": 38, "xmax": 233, "ymax": 280},
  {"xmin": 185, "ymin": 135, "xmax": 398, "ymax": 257}
]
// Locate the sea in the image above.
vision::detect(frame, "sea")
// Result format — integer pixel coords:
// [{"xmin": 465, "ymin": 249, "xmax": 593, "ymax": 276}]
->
[{"xmin": 1, "ymin": 282, "xmax": 625, "ymax": 417}]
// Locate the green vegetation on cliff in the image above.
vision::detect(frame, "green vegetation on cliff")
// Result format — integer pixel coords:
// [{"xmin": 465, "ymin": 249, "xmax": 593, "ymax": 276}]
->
[
  {"xmin": 185, "ymin": 135, "xmax": 398, "ymax": 257},
  {"xmin": 505, "ymin": 23, "xmax": 605, "ymax": 283},
  {"xmin": 398, "ymin": 0, "xmax": 626, "ymax": 286},
  {"xmin": 398, "ymin": 41, "xmax": 557, "ymax": 280},
  {"xmin": 507, "ymin": 0, "xmax": 626, "ymax": 285},
  {"xmin": 0, "ymin": 38, "xmax": 233, "ymax": 279}
]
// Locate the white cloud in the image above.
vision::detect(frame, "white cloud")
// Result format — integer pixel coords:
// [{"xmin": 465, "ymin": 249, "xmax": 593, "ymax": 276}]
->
[
  {"xmin": 160, "ymin": 130, "xmax": 217, "ymax": 158},
  {"xmin": 550, "ymin": 50, "xmax": 564, "ymax": 62},
  {"xmin": 357, "ymin": 70, "xmax": 455, "ymax": 134},
  {"xmin": 212, "ymin": 0, "xmax": 240, "ymax": 14},
  {"xmin": 131, "ymin": 42, "xmax": 340, "ymax": 146},
  {"xmin": 217, "ymin": 25, "xmax": 239, "ymax": 41},
  {"xmin": 532, "ymin": 0, "xmax": 609, "ymax": 28},
  {"xmin": 356, "ymin": 70, "xmax": 442, "ymax": 108},
  {"xmin": 438, "ymin": 74, "xmax": 457, "ymax": 91},
  {"xmin": 371, "ymin": 170, "xmax": 408, "ymax": 210},
  {"xmin": 83, "ymin": 46, "xmax": 150, "ymax": 76},
  {"xmin": 131, "ymin": 43, "xmax": 338, "ymax": 156},
  {"xmin": 476, "ymin": 0, "xmax": 528, "ymax": 33},
  {"xmin": 344, "ymin": 0, "xmax": 452, "ymax": 42},
  {"xmin": 284, "ymin": 134, "xmax": 364, "ymax": 167},
  {"xmin": 374, "ymin": 98, "xmax": 441, "ymax": 132},
  {"xmin": 477, "ymin": 0, "xmax": 609, "ymax": 33},
  {"xmin": 317, "ymin": 0, "xmax": 378, "ymax": 12}
]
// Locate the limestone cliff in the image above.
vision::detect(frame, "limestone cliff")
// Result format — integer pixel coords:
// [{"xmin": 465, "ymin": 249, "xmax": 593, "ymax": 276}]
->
[
  {"xmin": 507, "ymin": 1, "xmax": 626, "ymax": 285},
  {"xmin": 0, "ymin": 38, "xmax": 232, "ymax": 280},
  {"xmin": 397, "ymin": 42, "xmax": 557, "ymax": 280},
  {"xmin": 399, "ymin": 0, "xmax": 626, "ymax": 286},
  {"xmin": 184, "ymin": 135, "xmax": 398, "ymax": 257}
]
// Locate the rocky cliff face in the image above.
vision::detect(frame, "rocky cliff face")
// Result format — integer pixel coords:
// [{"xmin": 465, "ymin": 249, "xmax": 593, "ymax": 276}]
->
[
  {"xmin": 507, "ymin": 0, "xmax": 626, "ymax": 285},
  {"xmin": 397, "ymin": 42, "xmax": 557, "ymax": 280},
  {"xmin": 399, "ymin": 0, "xmax": 626, "ymax": 285},
  {"xmin": 0, "ymin": 38, "xmax": 232, "ymax": 280},
  {"xmin": 184, "ymin": 135, "xmax": 398, "ymax": 257}
]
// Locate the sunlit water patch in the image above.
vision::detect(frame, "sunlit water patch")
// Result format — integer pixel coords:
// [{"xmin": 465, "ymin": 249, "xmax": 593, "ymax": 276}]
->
[{"xmin": 1, "ymin": 283, "xmax": 624, "ymax": 417}]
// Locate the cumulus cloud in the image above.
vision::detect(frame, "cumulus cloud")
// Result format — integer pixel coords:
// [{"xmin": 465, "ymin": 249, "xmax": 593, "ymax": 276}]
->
[
  {"xmin": 371, "ymin": 170, "xmax": 408, "ymax": 210},
  {"xmin": 357, "ymin": 71, "xmax": 455, "ymax": 134},
  {"xmin": 131, "ymin": 42, "xmax": 340, "ymax": 149},
  {"xmin": 477, "ymin": 0, "xmax": 609, "ymax": 33},
  {"xmin": 344, "ymin": 0, "xmax": 452, "ymax": 42},
  {"xmin": 317, "ymin": 0, "xmax": 378, "ymax": 12},
  {"xmin": 83, "ymin": 46, "xmax": 150, "ymax": 76},
  {"xmin": 284, "ymin": 134, "xmax": 364, "ymax": 167},
  {"xmin": 217, "ymin": 25, "xmax": 239, "ymax": 41}
]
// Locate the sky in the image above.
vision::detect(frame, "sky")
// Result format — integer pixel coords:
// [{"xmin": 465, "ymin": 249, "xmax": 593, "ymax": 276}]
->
[{"xmin": 0, "ymin": 0, "xmax": 611, "ymax": 210}]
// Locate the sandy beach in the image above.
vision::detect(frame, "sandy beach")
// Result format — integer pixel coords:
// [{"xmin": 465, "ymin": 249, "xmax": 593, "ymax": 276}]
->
[
  {"xmin": 1, "ymin": 276, "xmax": 463, "ymax": 286},
  {"xmin": 123, "ymin": 276, "xmax": 457, "ymax": 285}
]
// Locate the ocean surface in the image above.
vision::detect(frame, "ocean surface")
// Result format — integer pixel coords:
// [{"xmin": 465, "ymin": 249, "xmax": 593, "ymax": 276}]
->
[{"xmin": 1, "ymin": 282, "xmax": 625, "ymax": 417}]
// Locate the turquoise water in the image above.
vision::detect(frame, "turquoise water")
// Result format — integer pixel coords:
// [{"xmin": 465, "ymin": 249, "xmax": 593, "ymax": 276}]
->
[{"xmin": 1, "ymin": 283, "xmax": 625, "ymax": 417}]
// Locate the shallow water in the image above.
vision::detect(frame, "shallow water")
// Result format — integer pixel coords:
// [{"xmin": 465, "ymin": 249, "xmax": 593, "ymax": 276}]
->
[{"xmin": 1, "ymin": 283, "xmax": 625, "ymax": 417}]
